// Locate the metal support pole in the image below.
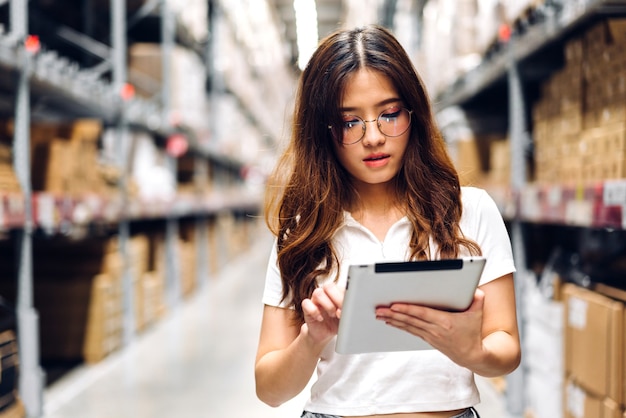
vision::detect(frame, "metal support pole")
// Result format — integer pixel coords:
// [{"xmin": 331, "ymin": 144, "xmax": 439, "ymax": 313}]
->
[
  {"xmin": 111, "ymin": 0, "xmax": 136, "ymax": 345},
  {"xmin": 11, "ymin": 0, "xmax": 46, "ymax": 416},
  {"xmin": 506, "ymin": 43, "xmax": 529, "ymax": 418},
  {"xmin": 161, "ymin": 0, "xmax": 181, "ymax": 308},
  {"xmin": 195, "ymin": 157, "xmax": 210, "ymax": 288},
  {"xmin": 9, "ymin": 0, "xmax": 26, "ymax": 39},
  {"xmin": 196, "ymin": 217, "xmax": 209, "ymax": 288}
]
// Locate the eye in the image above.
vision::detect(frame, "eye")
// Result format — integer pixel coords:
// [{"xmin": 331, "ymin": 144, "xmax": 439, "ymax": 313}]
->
[
  {"xmin": 343, "ymin": 117, "xmax": 361, "ymax": 130},
  {"xmin": 380, "ymin": 107, "xmax": 402, "ymax": 122}
]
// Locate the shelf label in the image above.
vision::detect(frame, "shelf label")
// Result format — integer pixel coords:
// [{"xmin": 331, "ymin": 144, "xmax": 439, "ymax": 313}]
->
[
  {"xmin": 547, "ymin": 185, "xmax": 562, "ymax": 207},
  {"xmin": 36, "ymin": 193, "xmax": 56, "ymax": 232},
  {"xmin": 567, "ymin": 297, "xmax": 587, "ymax": 330},
  {"xmin": 0, "ymin": 196, "xmax": 4, "ymax": 230},
  {"xmin": 603, "ymin": 180, "xmax": 626, "ymax": 206},
  {"xmin": 566, "ymin": 381, "xmax": 585, "ymax": 418},
  {"xmin": 603, "ymin": 180, "xmax": 626, "ymax": 229}
]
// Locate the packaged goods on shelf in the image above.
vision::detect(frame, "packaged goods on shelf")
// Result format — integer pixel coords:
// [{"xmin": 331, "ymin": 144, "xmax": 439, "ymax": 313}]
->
[
  {"xmin": 563, "ymin": 283, "xmax": 623, "ymax": 404},
  {"xmin": 0, "ymin": 143, "xmax": 20, "ymax": 194},
  {"xmin": 140, "ymin": 271, "xmax": 166, "ymax": 329},
  {"xmin": 141, "ymin": 233, "xmax": 168, "ymax": 326},
  {"xmin": 475, "ymin": 0, "xmax": 504, "ymax": 57},
  {"xmin": 0, "ymin": 233, "xmax": 166, "ymax": 364},
  {"xmin": 451, "ymin": 134, "xmax": 512, "ymax": 191},
  {"xmin": 451, "ymin": 137, "xmax": 485, "ymax": 187},
  {"xmin": 522, "ymin": 270, "xmax": 565, "ymax": 418},
  {"xmin": 179, "ymin": 239, "xmax": 196, "ymax": 297},
  {"xmin": 438, "ymin": 107, "xmax": 494, "ymax": 187},
  {"xmin": 422, "ymin": 0, "xmax": 483, "ymax": 96},
  {"xmin": 128, "ymin": 43, "xmax": 209, "ymax": 131},
  {"xmin": 126, "ymin": 235, "xmax": 164, "ymax": 332},
  {"xmin": 0, "ymin": 398, "xmax": 25, "ymax": 418},
  {"xmin": 27, "ymin": 119, "xmax": 118, "ymax": 196},
  {"xmin": 486, "ymin": 138, "xmax": 511, "ymax": 188},
  {"xmin": 214, "ymin": 14, "xmax": 294, "ymax": 145},
  {"xmin": 0, "ymin": 328, "xmax": 19, "ymax": 415},
  {"xmin": 82, "ymin": 273, "xmax": 123, "ymax": 363},
  {"xmin": 216, "ymin": 211, "xmax": 244, "ymax": 260},
  {"xmin": 564, "ymin": 378, "xmax": 622, "ymax": 418},
  {"xmin": 206, "ymin": 217, "xmax": 220, "ymax": 276},
  {"xmin": 127, "ymin": 131, "xmax": 176, "ymax": 202},
  {"xmin": 168, "ymin": 0, "xmax": 208, "ymax": 43},
  {"xmin": 211, "ymin": 95, "xmax": 266, "ymax": 165},
  {"xmin": 533, "ymin": 19, "xmax": 626, "ymax": 185}
]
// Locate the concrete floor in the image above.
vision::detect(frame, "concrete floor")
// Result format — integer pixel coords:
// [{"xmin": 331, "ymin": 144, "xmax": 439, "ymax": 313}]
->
[{"xmin": 42, "ymin": 229, "xmax": 515, "ymax": 418}]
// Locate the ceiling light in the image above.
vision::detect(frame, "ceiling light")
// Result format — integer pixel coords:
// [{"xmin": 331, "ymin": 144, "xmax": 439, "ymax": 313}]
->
[{"xmin": 293, "ymin": 0, "xmax": 319, "ymax": 70}]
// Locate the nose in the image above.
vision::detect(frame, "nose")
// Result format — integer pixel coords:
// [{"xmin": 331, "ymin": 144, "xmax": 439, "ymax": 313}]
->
[{"xmin": 361, "ymin": 119, "xmax": 385, "ymax": 146}]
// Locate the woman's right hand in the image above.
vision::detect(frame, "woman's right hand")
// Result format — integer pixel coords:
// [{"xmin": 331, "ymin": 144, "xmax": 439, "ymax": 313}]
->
[{"xmin": 301, "ymin": 282, "xmax": 344, "ymax": 346}]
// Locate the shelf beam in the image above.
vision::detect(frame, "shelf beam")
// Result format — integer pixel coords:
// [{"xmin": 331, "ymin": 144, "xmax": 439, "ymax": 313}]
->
[{"xmin": 434, "ymin": 0, "xmax": 626, "ymax": 112}]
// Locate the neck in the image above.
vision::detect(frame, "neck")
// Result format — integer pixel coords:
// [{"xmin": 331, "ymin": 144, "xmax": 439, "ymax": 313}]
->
[{"xmin": 350, "ymin": 182, "xmax": 402, "ymax": 219}]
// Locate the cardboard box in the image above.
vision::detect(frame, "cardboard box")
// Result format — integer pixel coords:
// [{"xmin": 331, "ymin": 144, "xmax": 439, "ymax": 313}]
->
[
  {"xmin": 564, "ymin": 284, "xmax": 624, "ymax": 402},
  {"xmin": 604, "ymin": 397, "xmax": 623, "ymax": 418},
  {"xmin": 565, "ymin": 378, "xmax": 602, "ymax": 418},
  {"xmin": 564, "ymin": 378, "xmax": 622, "ymax": 418}
]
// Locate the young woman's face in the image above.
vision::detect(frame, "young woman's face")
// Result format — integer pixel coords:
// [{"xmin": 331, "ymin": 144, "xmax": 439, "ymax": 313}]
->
[{"xmin": 332, "ymin": 68, "xmax": 410, "ymax": 190}]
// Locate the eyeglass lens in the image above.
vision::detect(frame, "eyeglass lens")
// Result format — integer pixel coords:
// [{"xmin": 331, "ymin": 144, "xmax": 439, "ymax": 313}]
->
[{"xmin": 339, "ymin": 107, "xmax": 411, "ymax": 145}]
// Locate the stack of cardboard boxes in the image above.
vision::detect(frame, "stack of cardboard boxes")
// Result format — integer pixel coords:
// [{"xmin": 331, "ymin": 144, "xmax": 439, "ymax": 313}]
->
[
  {"xmin": 28, "ymin": 120, "xmax": 118, "ymax": 196},
  {"xmin": 563, "ymin": 283, "xmax": 624, "ymax": 418},
  {"xmin": 0, "ymin": 142, "xmax": 20, "ymax": 195},
  {"xmin": 525, "ymin": 276, "xmax": 626, "ymax": 418},
  {"xmin": 533, "ymin": 19, "xmax": 626, "ymax": 185}
]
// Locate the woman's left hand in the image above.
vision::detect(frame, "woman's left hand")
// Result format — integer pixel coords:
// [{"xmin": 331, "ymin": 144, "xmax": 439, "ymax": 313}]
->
[{"xmin": 375, "ymin": 289, "xmax": 486, "ymax": 366}]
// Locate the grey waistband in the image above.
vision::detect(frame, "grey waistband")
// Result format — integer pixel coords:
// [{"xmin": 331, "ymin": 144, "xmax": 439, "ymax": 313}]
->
[
  {"xmin": 451, "ymin": 408, "xmax": 477, "ymax": 418},
  {"xmin": 301, "ymin": 408, "xmax": 477, "ymax": 418}
]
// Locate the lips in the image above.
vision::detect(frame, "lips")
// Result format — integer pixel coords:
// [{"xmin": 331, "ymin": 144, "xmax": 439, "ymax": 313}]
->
[
  {"xmin": 363, "ymin": 153, "xmax": 389, "ymax": 162},
  {"xmin": 362, "ymin": 153, "xmax": 391, "ymax": 168}
]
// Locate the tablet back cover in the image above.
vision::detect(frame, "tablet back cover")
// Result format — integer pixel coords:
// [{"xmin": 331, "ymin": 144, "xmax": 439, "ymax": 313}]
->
[{"xmin": 335, "ymin": 257, "xmax": 485, "ymax": 354}]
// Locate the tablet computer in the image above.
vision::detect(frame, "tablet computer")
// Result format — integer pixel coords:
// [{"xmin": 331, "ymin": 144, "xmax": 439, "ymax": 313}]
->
[{"xmin": 335, "ymin": 257, "xmax": 486, "ymax": 354}]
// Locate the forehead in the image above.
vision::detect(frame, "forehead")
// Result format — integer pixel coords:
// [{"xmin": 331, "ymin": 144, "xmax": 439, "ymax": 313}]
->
[{"xmin": 340, "ymin": 68, "xmax": 400, "ymax": 110}]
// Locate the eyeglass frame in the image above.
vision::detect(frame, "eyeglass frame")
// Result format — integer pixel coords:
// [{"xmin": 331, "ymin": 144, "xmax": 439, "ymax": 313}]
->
[{"xmin": 327, "ymin": 107, "xmax": 413, "ymax": 145}]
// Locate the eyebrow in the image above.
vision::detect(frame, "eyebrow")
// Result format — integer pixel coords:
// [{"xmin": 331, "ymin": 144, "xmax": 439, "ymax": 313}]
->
[{"xmin": 339, "ymin": 98, "xmax": 403, "ymax": 113}]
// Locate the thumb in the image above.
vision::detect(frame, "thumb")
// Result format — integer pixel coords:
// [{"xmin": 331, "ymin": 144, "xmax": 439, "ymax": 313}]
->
[{"xmin": 467, "ymin": 288, "xmax": 485, "ymax": 312}]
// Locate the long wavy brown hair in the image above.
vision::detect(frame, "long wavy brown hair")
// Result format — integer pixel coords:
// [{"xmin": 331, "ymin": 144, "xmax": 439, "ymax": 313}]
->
[{"xmin": 264, "ymin": 24, "xmax": 481, "ymax": 324}]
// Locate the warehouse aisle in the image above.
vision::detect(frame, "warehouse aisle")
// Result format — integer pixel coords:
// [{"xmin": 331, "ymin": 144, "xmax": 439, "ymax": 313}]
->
[{"xmin": 42, "ymin": 227, "xmax": 513, "ymax": 418}]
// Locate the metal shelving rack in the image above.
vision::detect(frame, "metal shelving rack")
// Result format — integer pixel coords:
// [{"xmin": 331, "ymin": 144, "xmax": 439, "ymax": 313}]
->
[
  {"xmin": 431, "ymin": 0, "xmax": 626, "ymax": 415},
  {"xmin": 1, "ymin": 1, "xmax": 262, "ymax": 416}
]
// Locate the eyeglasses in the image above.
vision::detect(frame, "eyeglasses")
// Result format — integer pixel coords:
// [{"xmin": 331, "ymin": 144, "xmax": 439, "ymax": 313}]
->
[{"xmin": 328, "ymin": 107, "xmax": 413, "ymax": 145}]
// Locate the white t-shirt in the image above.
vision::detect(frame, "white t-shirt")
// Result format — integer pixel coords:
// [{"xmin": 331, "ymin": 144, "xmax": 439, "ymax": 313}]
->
[{"xmin": 262, "ymin": 187, "xmax": 516, "ymax": 416}]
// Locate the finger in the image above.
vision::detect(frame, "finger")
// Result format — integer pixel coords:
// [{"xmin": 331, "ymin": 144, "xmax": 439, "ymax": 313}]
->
[
  {"xmin": 322, "ymin": 283, "xmax": 344, "ymax": 317},
  {"xmin": 383, "ymin": 307, "xmax": 431, "ymax": 329},
  {"xmin": 302, "ymin": 298, "xmax": 323, "ymax": 322},
  {"xmin": 379, "ymin": 315, "xmax": 433, "ymax": 344},
  {"xmin": 310, "ymin": 287, "xmax": 339, "ymax": 318},
  {"xmin": 388, "ymin": 304, "xmax": 436, "ymax": 325}
]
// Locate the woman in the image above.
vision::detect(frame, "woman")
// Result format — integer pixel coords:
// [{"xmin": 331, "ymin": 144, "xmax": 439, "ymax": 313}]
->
[{"xmin": 255, "ymin": 24, "xmax": 520, "ymax": 418}]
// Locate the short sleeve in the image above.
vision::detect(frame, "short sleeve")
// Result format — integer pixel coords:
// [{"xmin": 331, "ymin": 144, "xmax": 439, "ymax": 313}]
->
[
  {"xmin": 462, "ymin": 187, "xmax": 516, "ymax": 286},
  {"xmin": 262, "ymin": 239, "xmax": 290, "ymax": 307}
]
